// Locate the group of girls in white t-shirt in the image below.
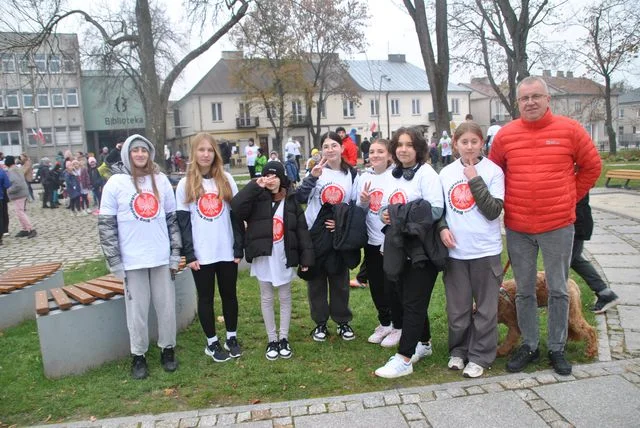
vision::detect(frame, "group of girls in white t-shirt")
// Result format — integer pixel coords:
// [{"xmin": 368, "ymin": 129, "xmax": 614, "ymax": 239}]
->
[{"xmin": 99, "ymin": 122, "xmax": 504, "ymax": 380}]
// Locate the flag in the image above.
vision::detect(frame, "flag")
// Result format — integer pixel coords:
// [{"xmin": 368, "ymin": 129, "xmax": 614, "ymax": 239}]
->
[
  {"xmin": 370, "ymin": 122, "xmax": 377, "ymax": 133},
  {"xmin": 31, "ymin": 128, "xmax": 44, "ymax": 144},
  {"xmin": 37, "ymin": 128, "xmax": 45, "ymax": 144}
]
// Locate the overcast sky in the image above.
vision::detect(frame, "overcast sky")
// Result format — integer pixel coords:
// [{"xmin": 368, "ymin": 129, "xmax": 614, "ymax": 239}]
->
[{"xmin": 60, "ymin": 0, "xmax": 639, "ymax": 100}]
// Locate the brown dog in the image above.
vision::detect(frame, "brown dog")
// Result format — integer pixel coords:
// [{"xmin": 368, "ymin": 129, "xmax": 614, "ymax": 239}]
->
[{"xmin": 497, "ymin": 272, "xmax": 597, "ymax": 358}]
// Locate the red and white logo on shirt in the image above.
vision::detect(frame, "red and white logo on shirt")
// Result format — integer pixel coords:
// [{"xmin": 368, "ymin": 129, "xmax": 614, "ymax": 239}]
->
[
  {"xmin": 320, "ymin": 183, "xmax": 346, "ymax": 205},
  {"xmin": 131, "ymin": 192, "xmax": 160, "ymax": 221},
  {"xmin": 197, "ymin": 192, "xmax": 224, "ymax": 220},
  {"xmin": 388, "ymin": 189, "xmax": 408, "ymax": 205},
  {"xmin": 448, "ymin": 181, "xmax": 475, "ymax": 214},
  {"xmin": 368, "ymin": 189, "xmax": 384, "ymax": 214},
  {"xmin": 273, "ymin": 215, "xmax": 284, "ymax": 243}
]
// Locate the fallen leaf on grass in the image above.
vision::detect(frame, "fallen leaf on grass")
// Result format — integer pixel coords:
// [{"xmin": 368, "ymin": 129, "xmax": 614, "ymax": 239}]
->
[
  {"xmin": 344, "ymin": 367, "xmax": 353, "ymax": 372},
  {"xmin": 299, "ymin": 385, "xmax": 306, "ymax": 389},
  {"xmin": 216, "ymin": 316, "xmax": 225, "ymax": 323},
  {"xmin": 251, "ymin": 399, "xmax": 261, "ymax": 404},
  {"xmin": 43, "ymin": 415, "xmax": 51, "ymax": 423},
  {"xmin": 89, "ymin": 416, "xmax": 97, "ymax": 422},
  {"xmin": 164, "ymin": 388, "xmax": 177, "ymax": 396}
]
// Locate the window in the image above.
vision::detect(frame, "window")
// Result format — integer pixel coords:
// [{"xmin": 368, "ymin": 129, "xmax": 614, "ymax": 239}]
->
[
  {"xmin": 0, "ymin": 132, "xmax": 21, "ymax": 147},
  {"xmin": 619, "ymin": 108, "xmax": 625, "ymax": 118},
  {"xmin": 37, "ymin": 88, "xmax": 49, "ymax": 107},
  {"xmin": 51, "ymin": 88, "xmax": 64, "ymax": 107},
  {"xmin": 34, "ymin": 54, "xmax": 46, "ymax": 73},
  {"xmin": 54, "ymin": 127, "xmax": 68, "ymax": 146},
  {"xmin": 342, "ymin": 99, "xmax": 355, "ymax": 118},
  {"xmin": 292, "ymin": 100, "xmax": 304, "ymax": 122},
  {"xmin": 48, "ymin": 55, "xmax": 61, "ymax": 73},
  {"xmin": 267, "ymin": 104, "xmax": 277, "ymax": 120},
  {"xmin": 633, "ymin": 126, "xmax": 637, "ymax": 134},
  {"xmin": 62, "ymin": 55, "xmax": 75, "ymax": 73},
  {"xmin": 211, "ymin": 102, "xmax": 222, "ymax": 121},
  {"xmin": 618, "ymin": 126, "xmax": 624, "ymax": 135},
  {"xmin": 370, "ymin": 99, "xmax": 379, "ymax": 116},
  {"xmin": 451, "ymin": 98, "xmax": 460, "ymax": 115},
  {"xmin": 0, "ymin": 94, "xmax": 3, "ymax": 109},
  {"xmin": 391, "ymin": 99, "xmax": 400, "ymax": 115},
  {"xmin": 238, "ymin": 102, "xmax": 250, "ymax": 125},
  {"xmin": 6, "ymin": 90, "xmax": 19, "ymax": 108},
  {"xmin": 23, "ymin": 91, "xmax": 33, "ymax": 108},
  {"xmin": 412, "ymin": 98, "xmax": 421, "ymax": 115},
  {"xmin": 65, "ymin": 88, "xmax": 78, "ymax": 106},
  {"xmin": 1, "ymin": 53, "xmax": 15, "ymax": 73},
  {"xmin": 574, "ymin": 102, "xmax": 581, "ymax": 113},
  {"xmin": 19, "ymin": 54, "xmax": 30, "ymax": 74},
  {"xmin": 69, "ymin": 126, "xmax": 82, "ymax": 145}
]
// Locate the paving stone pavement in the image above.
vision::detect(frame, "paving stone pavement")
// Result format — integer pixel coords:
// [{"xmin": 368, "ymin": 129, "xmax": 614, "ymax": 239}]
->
[{"xmin": 10, "ymin": 187, "xmax": 640, "ymax": 427}]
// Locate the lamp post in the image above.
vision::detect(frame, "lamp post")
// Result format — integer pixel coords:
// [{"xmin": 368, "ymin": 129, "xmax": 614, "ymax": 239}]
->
[
  {"xmin": 377, "ymin": 74, "xmax": 390, "ymax": 139},
  {"xmin": 27, "ymin": 61, "xmax": 43, "ymax": 161}
]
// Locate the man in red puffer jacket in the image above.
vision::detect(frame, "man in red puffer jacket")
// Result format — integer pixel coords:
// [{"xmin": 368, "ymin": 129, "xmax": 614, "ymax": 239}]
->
[
  {"xmin": 489, "ymin": 76, "xmax": 601, "ymax": 377},
  {"xmin": 336, "ymin": 127, "xmax": 358, "ymax": 167}
]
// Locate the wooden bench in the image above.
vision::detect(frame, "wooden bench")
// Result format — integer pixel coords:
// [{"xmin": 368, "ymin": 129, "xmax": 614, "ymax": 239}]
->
[
  {"xmin": 605, "ymin": 169, "xmax": 640, "ymax": 189},
  {"xmin": 36, "ymin": 260, "xmax": 196, "ymax": 378},
  {"xmin": 0, "ymin": 263, "xmax": 64, "ymax": 330}
]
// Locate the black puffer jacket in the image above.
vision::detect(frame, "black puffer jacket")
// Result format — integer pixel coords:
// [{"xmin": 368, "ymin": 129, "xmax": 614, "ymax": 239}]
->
[{"xmin": 231, "ymin": 180, "xmax": 314, "ymax": 267}]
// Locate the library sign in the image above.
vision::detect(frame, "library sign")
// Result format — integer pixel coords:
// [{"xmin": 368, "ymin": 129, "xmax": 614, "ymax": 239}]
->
[{"xmin": 82, "ymin": 75, "xmax": 146, "ymax": 131}]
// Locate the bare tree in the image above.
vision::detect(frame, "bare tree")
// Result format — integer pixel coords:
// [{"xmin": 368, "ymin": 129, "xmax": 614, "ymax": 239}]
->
[
  {"xmin": 0, "ymin": 0, "xmax": 250, "ymax": 165},
  {"xmin": 572, "ymin": 0, "xmax": 640, "ymax": 154},
  {"xmin": 403, "ymin": 0, "xmax": 450, "ymax": 138},
  {"xmin": 450, "ymin": 0, "xmax": 557, "ymax": 119}
]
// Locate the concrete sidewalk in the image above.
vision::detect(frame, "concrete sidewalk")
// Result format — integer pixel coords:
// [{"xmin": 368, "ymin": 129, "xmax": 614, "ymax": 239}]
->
[{"xmin": 35, "ymin": 189, "xmax": 640, "ymax": 427}]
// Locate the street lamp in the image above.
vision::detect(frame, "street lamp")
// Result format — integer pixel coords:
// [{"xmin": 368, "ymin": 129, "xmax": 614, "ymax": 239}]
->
[
  {"xmin": 377, "ymin": 74, "xmax": 390, "ymax": 139},
  {"xmin": 27, "ymin": 60, "xmax": 43, "ymax": 161}
]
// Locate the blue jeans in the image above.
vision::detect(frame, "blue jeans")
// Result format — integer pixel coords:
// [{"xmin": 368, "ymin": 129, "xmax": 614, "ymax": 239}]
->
[{"xmin": 506, "ymin": 225, "xmax": 574, "ymax": 352}]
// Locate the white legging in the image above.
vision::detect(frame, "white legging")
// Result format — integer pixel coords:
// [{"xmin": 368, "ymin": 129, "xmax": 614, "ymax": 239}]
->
[{"xmin": 259, "ymin": 281, "xmax": 292, "ymax": 342}]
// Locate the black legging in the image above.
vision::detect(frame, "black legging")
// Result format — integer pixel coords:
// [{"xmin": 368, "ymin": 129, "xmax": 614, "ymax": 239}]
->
[{"xmin": 191, "ymin": 261, "xmax": 239, "ymax": 338}]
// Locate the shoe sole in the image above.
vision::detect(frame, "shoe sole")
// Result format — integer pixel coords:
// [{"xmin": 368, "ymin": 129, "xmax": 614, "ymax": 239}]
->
[
  {"xmin": 224, "ymin": 343, "xmax": 242, "ymax": 358},
  {"xmin": 265, "ymin": 354, "xmax": 279, "ymax": 361},
  {"xmin": 339, "ymin": 334, "xmax": 356, "ymax": 341},
  {"xmin": 374, "ymin": 367, "xmax": 413, "ymax": 379},
  {"xmin": 593, "ymin": 299, "xmax": 619, "ymax": 314},
  {"xmin": 279, "ymin": 352, "xmax": 292, "ymax": 359},
  {"xmin": 204, "ymin": 347, "xmax": 230, "ymax": 362},
  {"xmin": 463, "ymin": 370, "xmax": 483, "ymax": 378},
  {"xmin": 312, "ymin": 336, "xmax": 326, "ymax": 342},
  {"xmin": 380, "ymin": 340, "xmax": 400, "ymax": 348}
]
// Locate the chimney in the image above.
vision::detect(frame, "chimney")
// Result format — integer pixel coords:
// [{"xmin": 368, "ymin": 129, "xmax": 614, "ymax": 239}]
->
[
  {"xmin": 221, "ymin": 50, "xmax": 243, "ymax": 60},
  {"xmin": 557, "ymin": 71, "xmax": 565, "ymax": 78},
  {"xmin": 388, "ymin": 54, "xmax": 406, "ymax": 63},
  {"xmin": 566, "ymin": 71, "xmax": 574, "ymax": 78},
  {"xmin": 543, "ymin": 70, "xmax": 551, "ymax": 77},
  {"xmin": 471, "ymin": 77, "xmax": 490, "ymax": 85}
]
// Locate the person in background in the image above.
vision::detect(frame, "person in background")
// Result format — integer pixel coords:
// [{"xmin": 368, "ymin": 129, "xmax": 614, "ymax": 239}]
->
[
  {"xmin": 18, "ymin": 153, "xmax": 34, "ymax": 201},
  {"xmin": 98, "ymin": 134, "xmax": 181, "ymax": 379},
  {"xmin": 439, "ymin": 131, "xmax": 452, "ymax": 166},
  {"xmin": 0, "ymin": 165, "xmax": 10, "ymax": 245},
  {"xmin": 231, "ymin": 161, "xmax": 314, "ymax": 360},
  {"xmin": 88, "ymin": 157, "xmax": 104, "ymax": 210},
  {"xmin": 245, "ymin": 138, "xmax": 258, "ymax": 178},
  {"xmin": 63, "ymin": 161, "xmax": 82, "ymax": 216},
  {"xmin": 99, "ymin": 146, "xmax": 109, "ymax": 164},
  {"xmin": 465, "ymin": 113, "xmax": 474, "ymax": 121},
  {"xmin": 254, "ymin": 148, "xmax": 267, "ymax": 177},
  {"xmin": 269, "ymin": 151, "xmax": 281, "ymax": 162},
  {"xmin": 284, "ymin": 153, "xmax": 300, "ymax": 186},
  {"xmin": 336, "ymin": 127, "xmax": 358, "ymax": 167},
  {"xmin": 218, "ymin": 140, "xmax": 232, "ymax": 173},
  {"xmin": 305, "ymin": 148, "xmax": 320, "ymax": 173},
  {"xmin": 77, "ymin": 159, "xmax": 92, "ymax": 213},
  {"xmin": 5, "ymin": 156, "xmax": 37, "ymax": 238},
  {"xmin": 485, "ymin": 119, "xmax": 502, "ymax": 155},
  {"xmin": 106, "ymin": 142, "xmax": 123, "ymax": 165},
  {"xmin": 47, "ymin": 163, "xmax": 63, "ymax": 208},
  {"xmin": 38, "ymin": 158, "xmax": 53, "ymax": 208}
]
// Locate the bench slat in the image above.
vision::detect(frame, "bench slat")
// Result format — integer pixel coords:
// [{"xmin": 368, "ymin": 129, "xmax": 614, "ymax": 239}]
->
[
  {"xmin": 75, "ymin": 283, "xmax": 115, "ymax": 300},
  {"xmin": 35, "ymin": 291, "xmax": 50, "ymax": 315},
  {"xmin": 63, "ymin": 286, "xmax": 96, "ymax": 305},
  {"xmin": 0, "ymin": 280, "xmax": 34, "ymax": 288},
  {"xmin": 50, "ymin": 288, "xmax": 73, "ymax": 310},
  {"xmin": 86, "ymin": 279, "xmax": 124, "ymax": 295},
  {"xmin": 0, "ymin": 284, "xmax": 17, "ymax": 293}
]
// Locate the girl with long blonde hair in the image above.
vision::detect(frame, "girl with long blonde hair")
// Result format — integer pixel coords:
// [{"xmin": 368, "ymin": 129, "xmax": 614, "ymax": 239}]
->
[{"xmin": 175, "ymin": 133, "xmax": 244, "ymax": 362}]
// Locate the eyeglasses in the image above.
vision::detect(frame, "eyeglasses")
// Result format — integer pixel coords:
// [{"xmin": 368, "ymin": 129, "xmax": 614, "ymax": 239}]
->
[{"xmin": 517, "ymin": 94, "xmax": 548, "ymax": 103}]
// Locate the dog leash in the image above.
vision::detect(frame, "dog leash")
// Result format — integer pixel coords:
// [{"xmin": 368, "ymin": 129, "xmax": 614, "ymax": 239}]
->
[{"xmin": 502, "ymin": 259, "xmax": 511, "ymax": 276}]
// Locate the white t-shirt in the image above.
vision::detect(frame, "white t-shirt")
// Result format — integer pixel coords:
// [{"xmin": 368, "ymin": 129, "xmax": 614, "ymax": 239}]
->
[
  {"xmin": 440, "ymin": 137, "xmax": 452, "ymax": 156},
  {"xmin": 284, "ymin": 140, "xmax": 297, "ymax": 158},
  {"xmin": 382, "ymin": 163, "xmax": 444, "ymax": 209},
  {"xmin": 486, "ymin": 124, "xmax": 502, "ymax": 145},
  {"xmin": 245, "ymin": 145, "xmax": 258, "ymax": 166},
  {"xmin": 100, "ymin": 173, "xmax": 176, "ymax": 270},
  {"xmin": 439, "ymin": 157, "xmax": 504, "ymax": 260},
  {"xmin": 353, "ymin": 167, "xmax": 393, "ymax": 246},
  {"xmin": 250, "ymin": 202, "xmax": 295, "ymax": 286},
  {"xmin": 304, "ymin": 167, "xmax": 354, "ymax": 228},
  {"xmin": 175, "ymin": 173, "xmax": 238, "ymax": 264}
]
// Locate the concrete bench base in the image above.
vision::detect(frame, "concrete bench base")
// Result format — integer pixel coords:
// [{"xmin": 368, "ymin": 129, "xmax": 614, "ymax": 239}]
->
[
  {"xmin": 37, "ymin": 269, "xmax": 197, "ymax": 378},
  {"xmin": 0, "ymin": 270, "xmax": 64, "ymax": 330}
]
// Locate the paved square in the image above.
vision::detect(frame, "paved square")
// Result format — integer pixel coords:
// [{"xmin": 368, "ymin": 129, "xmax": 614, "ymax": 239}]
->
[
  {"xmin": 420, "ymin": 391, "xmax": 547, "ymax": 428},
  {"xmin": 534, "ymin": 375, "xmax": 640, "ymax": 427},
  {"xmin": 294, "ymin": 406, "xmax": 409, "ymax": 427}
]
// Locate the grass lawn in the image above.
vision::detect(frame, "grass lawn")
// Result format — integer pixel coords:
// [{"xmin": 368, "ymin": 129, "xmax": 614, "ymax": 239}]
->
[{"xmin": 0, "ymin": 254, "xmax": 598, "ymax": 426}]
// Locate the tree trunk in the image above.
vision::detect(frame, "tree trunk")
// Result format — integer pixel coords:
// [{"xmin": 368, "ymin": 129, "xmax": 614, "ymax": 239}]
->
[{"xmin": 604, "ymin": 74, "xmax": 616, "ymax": 155}]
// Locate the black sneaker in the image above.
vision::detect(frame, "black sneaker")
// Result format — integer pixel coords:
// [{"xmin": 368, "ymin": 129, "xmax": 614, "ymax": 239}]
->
[
  {"xmin": 593, "ymin": 292, "xmax": 619, "ymax": 314},
  {"xmin": 548, "ymin": 350, "xmax": 572, "ymax": 375},
  {"xmin": 337, "ymin": 323, "xmax": 355, "ymax": 341},
  {"xmin": 311, "ymin": 324, "xmax": 328, "ymax": 342},
  {"xmin": 27, "ymin": 229, "xmax": 37, "ymax": 239},
  {"xmin": 15, "ymin": 230, "xmax": 29, "ymax": 237},
  {"xmin": 279, "ymin": 338, "xmax": 292, "ymax": 359},
  {"xmin": 506, "ymin": 344, "xmax": 539, "ymax": 372},
  {"xmin": 265, "ymin": 341, "xmax": 280, "ymax": 361},
  {"xmin": 204, "ymin": 340, "xmax": 230, "ymax": 362},
  {"xmin": 131, "ymin": 354, "xmax": 148, "ymax": 379},
  {"xmin": 160, "ymin": 347, "xmax": 178, "ymax": 372},
  {"xmin": 224, "ymin": 337, "xmax": 243, "ymax": 358}
]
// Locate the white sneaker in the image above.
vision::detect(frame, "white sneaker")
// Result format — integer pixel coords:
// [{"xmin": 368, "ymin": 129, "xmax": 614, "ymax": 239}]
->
[
  {"xmin": 463, "ymin": 361, "xmax": 484, "ymax": 378},
  {"xmin": 380, "ymin": 328, "xmax": 401, "ymax": 348},
  {"xmin": 374, "ymin": 354, "xmax": 413, "ymax": 379},
  {"xmin": 410, "ymin": 341, "xmax": 433, "ymax": 364},
  {"xmin": 448, "ymin": 356, "xmax": 465, "ymax": 370},
  {"xmin": 368, "ymin": 324, "xmax": 393, "ymax": 344}
]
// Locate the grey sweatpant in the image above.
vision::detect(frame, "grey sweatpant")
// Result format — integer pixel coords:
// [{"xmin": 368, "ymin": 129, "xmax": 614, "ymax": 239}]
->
[
  {"xmin": 124, "ymin": 265, "xmax": 176, "ymax": 355},
  {"xmin": 259, "ymin": 281, "xmax": 292, "ymax": 342},
  {"xmin": 444, "ymin": 255, "xmax": 502, "ymax": 368}
]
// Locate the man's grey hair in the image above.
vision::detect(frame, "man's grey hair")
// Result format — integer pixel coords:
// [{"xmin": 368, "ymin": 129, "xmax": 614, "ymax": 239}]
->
[{"xmin": 517, "ymin": 76, "xmax": 549, "ymax": 96}]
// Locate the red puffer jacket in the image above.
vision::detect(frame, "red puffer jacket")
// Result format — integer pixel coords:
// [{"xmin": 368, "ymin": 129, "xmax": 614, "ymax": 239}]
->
[{"xmin": 489, "ymin": 109, "xmax": 601, "ymax": 234}]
